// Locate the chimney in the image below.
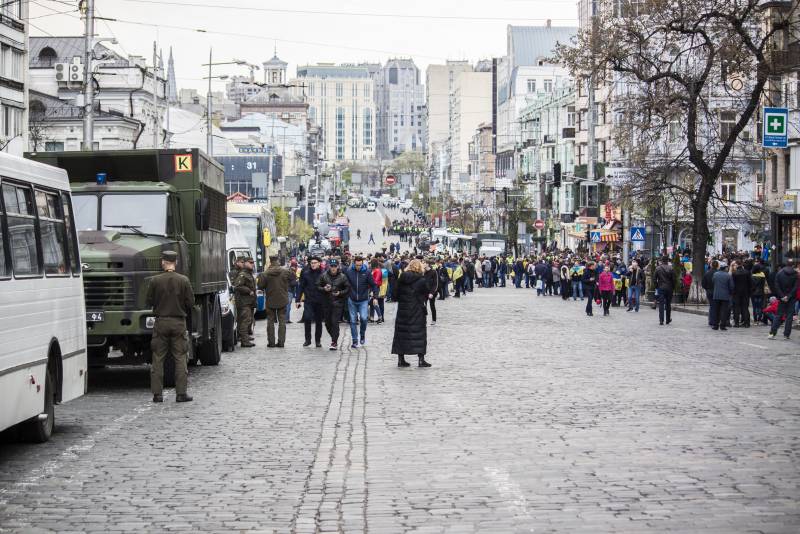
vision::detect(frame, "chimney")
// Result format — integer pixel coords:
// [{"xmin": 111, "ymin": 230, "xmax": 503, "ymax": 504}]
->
[{"xmin": 546, "ymin": 19, "xmax": 551, "ymax": 28}]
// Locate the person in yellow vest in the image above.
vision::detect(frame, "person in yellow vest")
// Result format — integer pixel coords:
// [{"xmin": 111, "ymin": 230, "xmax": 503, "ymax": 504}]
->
[{"xmin": 453, "ymin": 258, "xmax": 465, "ymax": 298}]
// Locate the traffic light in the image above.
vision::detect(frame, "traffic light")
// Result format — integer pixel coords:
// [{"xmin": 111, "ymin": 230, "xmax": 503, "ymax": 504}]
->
[
  {"xmin": 299, "ymin": 185, "xmax": 305, "ymax": 200},
  {"xmin": 553, "ymin": 162, "xmax": 561, "ymax": 188}
]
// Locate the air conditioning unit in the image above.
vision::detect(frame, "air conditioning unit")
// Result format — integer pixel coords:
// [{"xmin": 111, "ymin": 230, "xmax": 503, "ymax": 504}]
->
[
  {"xmin": 54, "ymin": 63, "xmax": 67, "ymax": 81},
  {"xmin": 55, "ymin": 62, "xmax": 84, "ymax": 83},
  {"xmin": 68, "ymin": 62, "xmax": 84, "ymax": 83}
]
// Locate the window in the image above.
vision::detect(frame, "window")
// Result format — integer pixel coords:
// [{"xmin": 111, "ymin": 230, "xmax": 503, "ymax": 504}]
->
[
  {"xmin": 567, "ymin": 106, "xmax": 575, "ymax": 127},
  {"xmin": 336, "ymin": 107, "xmax": 345, "ymax": 160},
  {"xmin": 335, "ymin": 83, "xmax": 343, "ymax": 97},
  {"xmin": 45, "ymin": 141, "xmax": 64, "ymax": 152},
  {"xmin": 669, "ymin": 121, "xmax": 682, "ymax": 143},
  {"xmin": 544, "ymin": 79, "xmax": 553, "ymax": 92},
  {"xmin": 720, "ymin": 175, "xmax": 736, "ymax": 201},
  {"xmin": 2, "ymin": 0, "xmax": 20, "ymax": 19},
  {"xmin": 389, "ymin": 67, "xmax": 398, "ymax": 84},
  {"xmin": 308, "ymin": 82, "xmax": 314, "ymax": 97},
  {"xmin": 363, "ymin": 84, "xmax": 370, "ymax": 98},
  {"xmin": 2, "ymin": 183, "xmax": 40, "ymax": 276},
  {"xmin": 0, "ymin": 190, "xmax": 7, "ymax": 277},
  {"xmin": 579, "ymin": 183, "xmax": 598, "ymax": 208},
  {"xmin": 61, "ymin": 192, "xmax": 80, "ymax": 275},
  {"xmin": 363, "ymin": 108, "xmax": 372, "ymax": 146},
  {"xmin": 527, "ymin": 79, "xmax": 536, "ymax": 93},
  {"xmin": 720, "ymin": 111, "xmax": 736, "ymax": 140},
  {"xmin": 2, "ymin": 105, "xmax": 22, "ymax": 138},
  {"xmin": 35, "ymin": 190, "xmax": 69, "ymax": 276}
]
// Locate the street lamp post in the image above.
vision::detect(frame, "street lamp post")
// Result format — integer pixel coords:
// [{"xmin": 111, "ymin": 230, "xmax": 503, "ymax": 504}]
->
[{"xmin": 201, "ymin": 50, "xmax": 247, "ymax": 155}]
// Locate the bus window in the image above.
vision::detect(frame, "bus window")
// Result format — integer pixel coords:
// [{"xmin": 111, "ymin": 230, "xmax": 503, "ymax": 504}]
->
[
  {"xmin": 0, "ymin": 198, "xmax": 8, "ymax": 278},
  {"xmin": 36, "ymin": 190, "xmax": 69, "ymax": 276},
  {"xmin": 61, "ymin": 192, "xmax": 80, "ymax": 275},
  {"xmin": 2, "ymin": 183, "xmax": 40, "ymax": 276}
]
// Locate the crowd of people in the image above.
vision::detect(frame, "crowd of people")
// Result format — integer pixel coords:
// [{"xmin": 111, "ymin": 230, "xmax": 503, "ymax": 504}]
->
[{"xmin": 231, "ymin": 212, "xmax": 797, "ymax": 375}]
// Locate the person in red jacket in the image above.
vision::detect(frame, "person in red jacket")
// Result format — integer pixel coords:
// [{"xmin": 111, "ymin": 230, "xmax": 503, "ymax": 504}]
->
[{"xmin": 762, "ymin": 297, "xmax": 782, "ymax": 327}]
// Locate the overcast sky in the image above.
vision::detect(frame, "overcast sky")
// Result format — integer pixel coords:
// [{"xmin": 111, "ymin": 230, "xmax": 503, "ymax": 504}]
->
[{"xmin": 29, "ymin": 0, "xmax": 578, "ymax": 94}]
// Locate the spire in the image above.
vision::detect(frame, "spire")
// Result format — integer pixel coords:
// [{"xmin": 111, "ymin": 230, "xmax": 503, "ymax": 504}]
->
[{"xmin": 166, "ymin": 46, "xmax": 178, "ymax": 105}]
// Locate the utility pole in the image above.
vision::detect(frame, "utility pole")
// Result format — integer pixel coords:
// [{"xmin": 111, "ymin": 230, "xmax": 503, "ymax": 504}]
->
[
  {"xmin": 81, "ymin": 0, "xmax": 95, "ymax": 151},
  {"xmin": 206, "ymin": 48, "xmax": 213, "ymax": 155},
  {"xmin": 152, "ymin": 42, "xmax": 159, "ymax": 149}
]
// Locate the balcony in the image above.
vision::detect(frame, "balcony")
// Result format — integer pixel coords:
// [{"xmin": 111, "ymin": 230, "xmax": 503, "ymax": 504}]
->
[
  {"xmin": 542, "ymin": 134, "xmax": 556, "ymax": 145},
  {"xmin": 562, "ymin": 127, "xmax": 575, "ymax": 139}
]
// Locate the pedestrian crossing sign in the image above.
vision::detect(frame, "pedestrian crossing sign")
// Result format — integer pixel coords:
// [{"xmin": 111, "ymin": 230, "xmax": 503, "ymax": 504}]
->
[
  {"xmin": 590, "ymin": 231, "xmax": 601, "ymax": 243},
  {"xmin": 630, "ymin": 226, "xmax": 646, "ymax": 242}
]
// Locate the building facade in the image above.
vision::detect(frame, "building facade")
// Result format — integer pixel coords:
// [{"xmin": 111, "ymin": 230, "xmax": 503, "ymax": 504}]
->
[
  {"xmin": 292, "ymin": 63, "xmax": 375, "ymax": 163},
  {"xmin": 449, "ymin": 70, "xmax": 492, "ymax": 201},
  {"xmin": 374, "ymin": 58, "xmax": 426, "ymax": 158},
  {"xmin": 29, "ymin": 37, "xmax": 166, "ymax": 152},
  {"xmin": 0, "ymin": 0, "xmax": 27, "ymax": 156}
]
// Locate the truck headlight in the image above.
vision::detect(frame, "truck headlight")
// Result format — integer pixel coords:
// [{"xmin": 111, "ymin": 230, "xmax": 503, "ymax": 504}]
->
[{"xmin": 145, "ymin": 316, "xmax": 156, "ymax": 329}]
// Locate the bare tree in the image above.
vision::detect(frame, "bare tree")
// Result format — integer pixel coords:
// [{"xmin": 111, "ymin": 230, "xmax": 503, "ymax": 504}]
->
[{"xmin": 558, "ymin": 0, "xmax": 799, "ymax": 298}]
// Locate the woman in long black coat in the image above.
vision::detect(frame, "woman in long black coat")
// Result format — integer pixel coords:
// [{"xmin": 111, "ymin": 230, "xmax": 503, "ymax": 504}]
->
[{"xmin": 391, "ymin": 259, "xmax": 432, "ymax": 368}]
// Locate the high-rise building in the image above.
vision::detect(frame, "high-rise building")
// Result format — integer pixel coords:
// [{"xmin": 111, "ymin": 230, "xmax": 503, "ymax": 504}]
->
[
  {"xmin": 449, "ymin": 70, "xmax": 492, "ymax": 200},
  {"xmin": 292, "ymin": 63, "xmax": 376, "ymax": 162},
  {"xmin": 374, "ymin": 58, "xmax": 426, "ymax": 158}
]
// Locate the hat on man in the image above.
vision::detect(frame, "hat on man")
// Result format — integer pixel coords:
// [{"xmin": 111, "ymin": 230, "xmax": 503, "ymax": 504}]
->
[
  {"xmin": 236, "ymin": 255, "xmax": 248, "ymax": 262},
  {"xmin": 244, "ymin": 257, "xmax": 255, "ymax": 264},
  {"xmin": 162, "ymin": 250, "xmax": 178, "ymax": 262},
  {"xmin": 328, "ymin": 258, "xmax": 340, "ymax": 267}
]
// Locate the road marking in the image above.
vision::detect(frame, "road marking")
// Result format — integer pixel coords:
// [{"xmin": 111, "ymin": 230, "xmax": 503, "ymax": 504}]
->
[
  {"xmin": 739, "ymin": 342, "xmax": 768, "ymax": 350},
  {"xmin": 484, "ymin": 466, "xmax": 535, "ymax": 532}
]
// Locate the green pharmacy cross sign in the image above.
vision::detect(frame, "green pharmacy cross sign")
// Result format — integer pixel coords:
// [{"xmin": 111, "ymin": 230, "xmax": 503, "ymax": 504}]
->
[{"xmin": 763, "ymin": 107, "xmax": 789, "ymax": 148}]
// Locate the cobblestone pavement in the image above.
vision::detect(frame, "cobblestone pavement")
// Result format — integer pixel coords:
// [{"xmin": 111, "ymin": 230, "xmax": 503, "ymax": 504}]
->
[{"xmin": 1, "ymin": 210, "xmax": 799, "ymax": 533}]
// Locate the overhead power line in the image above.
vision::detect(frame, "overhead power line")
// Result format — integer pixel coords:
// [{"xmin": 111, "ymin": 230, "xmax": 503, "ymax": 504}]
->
[{"xmin": 115, "ymin": 0, "xmax": 579, "ymax": 23}]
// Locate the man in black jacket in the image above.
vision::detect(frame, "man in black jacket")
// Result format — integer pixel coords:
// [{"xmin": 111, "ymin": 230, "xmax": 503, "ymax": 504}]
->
[
  {"xmin": 318, "ymin": 259, "xmax": 351, "ymax": 350},
  {"xmin": 296, "ymin": 256, "xmax": 325, "ymax": 347},
  {"xmin": 769, "ymin": 259, "xmax": 798, "ymax": 340},
  {"xmin": 731, "ymin": 262, "xmax": 752, "ymax": 327},
  {"xmin": 654, "ymin": 256, "xmax": 675, "ymax": 325}
]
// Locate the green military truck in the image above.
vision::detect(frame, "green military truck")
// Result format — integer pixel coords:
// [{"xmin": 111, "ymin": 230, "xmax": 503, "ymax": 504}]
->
[{"xmin": 27, "ymin": 149, "xmax": 228, "ymax": 379}]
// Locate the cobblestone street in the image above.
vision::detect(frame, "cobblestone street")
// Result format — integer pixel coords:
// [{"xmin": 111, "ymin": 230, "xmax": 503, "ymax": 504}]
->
[{"xmin": 2, "ymin": 268, "xmax": 799, "ymax": 532}]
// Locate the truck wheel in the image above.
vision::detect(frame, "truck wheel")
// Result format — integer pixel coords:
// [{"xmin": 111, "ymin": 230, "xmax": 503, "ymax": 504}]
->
[
  {"xmin": 199, "ymin": 303, "xmax": 222, "ymax": 366},
  {"xmin": 222, "ymin": 312, "xmax": 236, "ymax": 352},
  {"xmin": 20, "ymin": 368, "xmax": 55, "ymax": 443}
]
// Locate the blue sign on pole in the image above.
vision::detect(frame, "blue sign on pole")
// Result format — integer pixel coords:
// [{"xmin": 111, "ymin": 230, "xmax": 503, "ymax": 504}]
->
[
  {"xmin": 630, "ymin": 226, "xmax": 646, "ymax": 242},
  {"xmin": 590, "ymin": 230, "xmax": 601, "ymax": 243},
  {"xmin": 763, "ymin": 107, "xmax": 789, "ymax": 148}
]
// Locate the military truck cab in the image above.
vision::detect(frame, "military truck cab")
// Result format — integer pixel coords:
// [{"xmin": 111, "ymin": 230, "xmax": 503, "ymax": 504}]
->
[{"xmin": 27, "ymin": 150, "xmax": 228, "ymax": 379}]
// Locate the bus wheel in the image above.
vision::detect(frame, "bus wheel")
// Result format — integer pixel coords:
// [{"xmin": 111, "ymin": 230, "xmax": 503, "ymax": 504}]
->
[{"xmin": 20, "ymin": 368, "xmax": 55, "ymax": 443}]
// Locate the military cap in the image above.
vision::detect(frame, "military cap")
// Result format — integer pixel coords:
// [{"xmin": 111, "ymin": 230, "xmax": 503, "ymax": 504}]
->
[
  {"xmin": 162, "ymin": 250, "xmax": 178, "ymax": 262},
  {"xmin": 236, "ymin": 255, "xmax": 248, "ymax": 262},
  {"xmin": 328, "ymin": 258, "xmax": 340, "ymax": 267},
  {"xmin": 244, "ymin": 257, "xmax": 255, "ymax": 264}
]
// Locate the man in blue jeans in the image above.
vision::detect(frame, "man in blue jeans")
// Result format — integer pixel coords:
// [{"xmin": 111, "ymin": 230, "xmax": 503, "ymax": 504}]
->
[
  {"xmin": 626, "ymin": 261, "xmax": 644, "ymax": 312},
  {"xmin": 345, "ymin": 255, "xmax": 379, "ymax": 348}
]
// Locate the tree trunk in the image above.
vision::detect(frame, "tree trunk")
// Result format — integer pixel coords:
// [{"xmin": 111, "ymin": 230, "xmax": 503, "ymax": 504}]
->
[{"xmin": 689, "ymin": 197, "xmax": 710, "ymax": 304}]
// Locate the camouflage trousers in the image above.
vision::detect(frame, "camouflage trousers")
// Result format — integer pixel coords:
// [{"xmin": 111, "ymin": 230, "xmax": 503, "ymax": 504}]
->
[
  {"xmin": 150, "ymin": 317, "xmax": 189, "ymax": 395},
  {"xmin": 237, "ymin": 303, "xmax": 254, "ymax": 344}
]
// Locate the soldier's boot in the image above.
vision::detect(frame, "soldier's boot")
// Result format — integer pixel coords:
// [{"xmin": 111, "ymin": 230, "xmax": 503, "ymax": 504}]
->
[
  {"xmin": 176, "ymin": 394, "xmax": 193, "ymax": 403},
  {"xmin": 153, "ymin": 394, "xmax": 163, "ymax": 403}
]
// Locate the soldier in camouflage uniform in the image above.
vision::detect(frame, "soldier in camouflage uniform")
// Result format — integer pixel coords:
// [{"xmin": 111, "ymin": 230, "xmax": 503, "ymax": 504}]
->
[
  {"xmin": 234, "ymin": 257, "xmax": 256, "ymax": 347},
  {"xmin": 146, "ymin": 250, "xmax": 194, "ymax": 403}
]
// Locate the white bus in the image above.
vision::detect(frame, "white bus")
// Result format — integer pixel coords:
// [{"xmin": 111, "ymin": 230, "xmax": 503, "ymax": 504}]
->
[{"xmin": 0, "ymin": 153, "xmax": 87, "ymax": 442}]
